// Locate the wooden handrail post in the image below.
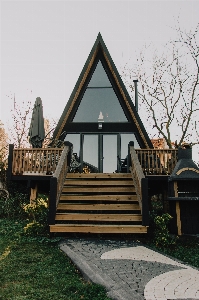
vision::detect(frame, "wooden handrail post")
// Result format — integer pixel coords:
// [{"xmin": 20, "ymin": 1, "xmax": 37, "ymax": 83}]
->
[
  {"xmin": 141, "ymin": 178, "xmax": 149, "ymax": 226},
  {"xmin": 64, "ymin": 141, "xmax": 73, "ymax": 167},
  {"xmin": 127, "ymin": 141, "xmax": 134, "ymax": 173},
  {"xmin": 7, "ymin": 144, "xmax": 14, "ymax": 180},
  {"xmin": 48, "ymin": 176, "xmax": 57, "ymax": 226}
]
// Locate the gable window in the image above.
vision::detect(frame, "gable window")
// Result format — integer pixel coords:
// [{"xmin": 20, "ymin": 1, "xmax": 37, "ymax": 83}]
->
[{"xmin": 72, "ymin": 61, "xmax": 128, "ymax": 123}]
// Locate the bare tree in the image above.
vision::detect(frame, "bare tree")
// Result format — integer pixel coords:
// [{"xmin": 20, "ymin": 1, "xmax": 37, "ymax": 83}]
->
[
  {"xmin": 42, "ymin": 117, "xmax": 58, "ymax": 148},
  {"xmin": 0, "ymin": 121, "xmax": 8, "ymax": 161},
  {"xmin": 6, "ymin": 93, "xmax": 57, "ymax": 149},
  {"xmin": 8, "ymin": 94, "xmax": 32, "ymax": 148},
  {"xmin": 122, "ymin": 23, "xmax": 199, "ymax": 149},
  {"xmin": 9, "ymin": 95, "xmax": 32, "ymax": 148}
]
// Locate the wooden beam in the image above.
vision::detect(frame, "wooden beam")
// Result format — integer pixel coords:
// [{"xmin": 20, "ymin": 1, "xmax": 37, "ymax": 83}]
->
[
  {"xmin": 176, "ymin": 201, "xmax": 182, "ymax": 235},
  {"xmin": 57, "ymin": 203, "xmax": 140, "ymax": 210},
  {"xmin": 64, "ymin": 180, "xmax": 134, "ymax": 186},
  {"xmin": 62, "ymin": 187, "xmax": 135, "ymax": 193},
  {"xmin": 30, "ymin": 184, "xmax": 37, "ymax": 204},
  {"xmin": 55, "ymin": 213, "xmax": 142, "ymax": 221},
  {"xmin": 66, "ymin": 173, "xmax": 132, "ymax": 178},
  {"xmin": 60, "ymin": 194, "xmax": 138, "ymax": 201},
  {"xmin": 174, "ymin": 182, "xmax": 178, "ymax": 197},
  {"xmin": 50, "ymin": 224, "xmax": 148, "ymax": 233}
]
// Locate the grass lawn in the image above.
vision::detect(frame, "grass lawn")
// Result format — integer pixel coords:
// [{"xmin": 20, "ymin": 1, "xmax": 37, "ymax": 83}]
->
[
  {"xmin": 156, "ymin": 236, "xmax": 199, "ymax": 269},
  {"xmin": 0, "ymin": 219, "xmax": 110, "ymax": 300},
  {"xmin": 142, "ymin": 235, "xmax": 199, "ymax": 269},
  {"xmin": 1, "ymin": 219, "xmax": 199, "ymax": 300}
]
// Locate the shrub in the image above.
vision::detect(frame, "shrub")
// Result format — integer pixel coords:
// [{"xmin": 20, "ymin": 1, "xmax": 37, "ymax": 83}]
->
[
  {"xmin": 0, "ymin": 159, "xmax": 7, "ymax": 188},
  {"xmin": 23, "ymin": 197, "xmax": 49, "ymax": 236},
  {"xmin": 0, "ymin": 191, "xmax": 29, "ymax": 218},
  {"xmin": 150, "ymin": 194, "xmax": 177, "ymax": 248},
  {"xmin": 153, "ymin": 213, "xmax": 177, "ymax": 248}
]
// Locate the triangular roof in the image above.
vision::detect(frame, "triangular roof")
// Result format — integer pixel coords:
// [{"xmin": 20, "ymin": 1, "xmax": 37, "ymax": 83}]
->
[{"xmin": 53, "ymin": 33, "xmax": 153, "ymax": 148}]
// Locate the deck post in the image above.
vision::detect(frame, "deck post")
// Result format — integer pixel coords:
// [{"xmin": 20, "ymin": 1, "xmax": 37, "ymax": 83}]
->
[
  {"xmin": 141, "ymin": 177, "xmax": 149, "ymax": 226},
  {"xmin": 48, "ymin": 176, "xmax": 57, "ymax": 226},
  {"xmin": 7, "ymin": 144, "xmax": 14, "ymax": 180},
  {"xmin": 64, "ymin": 141, "xmax": 72, "ymax": 165},
  {"xmin": 127, "ymin": 141, "xmax": 134, "ymax": 173},
  {"xmin": 30, "ymin": 186, "xmax": 38, "ymax": 204}
]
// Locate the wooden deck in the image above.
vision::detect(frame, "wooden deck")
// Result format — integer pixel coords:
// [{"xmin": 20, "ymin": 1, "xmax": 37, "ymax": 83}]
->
[{"xmin": 7, "ymin": 145, "xmax": 178, "ymax": 235}]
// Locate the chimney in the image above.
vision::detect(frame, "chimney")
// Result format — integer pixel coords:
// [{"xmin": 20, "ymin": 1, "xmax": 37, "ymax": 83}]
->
[{"xmin": 133, "ymin": 79, "xmax": 138, "ymax": 112}]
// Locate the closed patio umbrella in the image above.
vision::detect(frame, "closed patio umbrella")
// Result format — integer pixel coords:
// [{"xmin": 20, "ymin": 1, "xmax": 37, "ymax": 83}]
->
[{"xmin": 28, "ymin": 97, "xmax": 45, "ymax": 148}]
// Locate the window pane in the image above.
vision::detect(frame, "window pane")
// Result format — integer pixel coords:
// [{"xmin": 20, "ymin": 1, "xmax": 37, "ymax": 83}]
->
[
  {"xmin": 103, "ymin": 135, "xmax": 117, "ymax": 173},
  {"xmin": 73, "ymin": 88, "xmax": 128, "ymax": 122},
  {"xmin": 121, "ymin": 134, "xmax": 140, "ymax": 159},
  {"xmin": 65, "ymin": 134, "xmax": 80, "ymax": 156},
  {"xmin": 83, "ymin": 135, "xmax": 98, "ymax": 171},
  {"xmin": 88, "ymin": 61, "xmax": 111, "ymax": 87}
]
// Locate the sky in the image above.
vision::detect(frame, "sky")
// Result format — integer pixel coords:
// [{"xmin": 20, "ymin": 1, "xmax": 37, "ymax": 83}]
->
[{"xmin": 1, "ymin": 0, "xmax": 199, "ymax": 159}]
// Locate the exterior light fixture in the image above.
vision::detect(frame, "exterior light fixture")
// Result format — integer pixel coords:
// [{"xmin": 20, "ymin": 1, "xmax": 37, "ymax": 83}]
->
[{"xmin": 98, "ymin": 111, "xmax": 104, "ymax": 130}]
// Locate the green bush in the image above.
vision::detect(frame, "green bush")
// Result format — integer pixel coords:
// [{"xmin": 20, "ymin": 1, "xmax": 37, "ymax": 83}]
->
[
  {"xmin": 23, "ymin": 197, "xmax": 49, "ymax": 236},
  {"xmin": 150, "ymin": 194, "xmax": 177, "ymax": 248},
  {"xmin": 153, "ymin": 213, "xmax": 177, "ymax": 248},
  {"xmin": 0, "ymin": 192, "xmax": 29, "ymax": 218},
  {"xmin": 0, "ymin": 159, "xmax": 7, "ymax": 187}
]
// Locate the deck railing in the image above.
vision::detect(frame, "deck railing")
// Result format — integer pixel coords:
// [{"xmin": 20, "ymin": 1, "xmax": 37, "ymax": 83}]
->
[
  {"xmin": 135, "ymin": 149, "xmax": 178, "ymax": 175},
  {"xmin": 12, "ymin": 148, "xmax": 63, "ymax": 175},
  {"xmin": 11, "ymin": 147, "xmax": 178, "ymax": 177}
]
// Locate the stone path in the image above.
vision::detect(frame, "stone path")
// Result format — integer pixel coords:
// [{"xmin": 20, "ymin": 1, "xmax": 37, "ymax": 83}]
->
[{"xmin": 60, "ymin": 238, "xmax": 199, "ymax": 300}]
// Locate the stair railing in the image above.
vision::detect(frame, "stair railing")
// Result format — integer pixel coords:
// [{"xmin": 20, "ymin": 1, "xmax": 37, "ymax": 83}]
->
[
  {"xmin": 48, "ymin": 142, "xmax": 72, "ymax": 226},
  {"xmin": 129, "ymin": 145, "xmax": 149, "ymax": 226}
]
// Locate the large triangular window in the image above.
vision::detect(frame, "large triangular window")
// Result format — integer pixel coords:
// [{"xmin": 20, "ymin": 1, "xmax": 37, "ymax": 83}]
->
[{"xmin": 72, "ymin": 61, "xmax": 128, "ymax": 122}]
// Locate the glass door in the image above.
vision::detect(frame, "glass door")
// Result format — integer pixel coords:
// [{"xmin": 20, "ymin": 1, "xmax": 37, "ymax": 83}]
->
[
  {"xmin": 103, "ymin": 135, "xmax": 117, "ymax": 173},
  {"xmin": 81, "ymin": 134, "xmax": 118, "ymax": 173},
  {"xmin": 67, "ymin": 133, "xmax": 139, "ymax": 173},
  {"xmin": 81, "ymin": 134, "xmax": 99, "ymax": 173}
]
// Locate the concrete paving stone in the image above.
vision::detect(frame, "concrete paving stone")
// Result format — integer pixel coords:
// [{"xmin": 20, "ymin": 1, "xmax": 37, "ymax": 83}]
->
[
  {"xmin": 184, "ymin": 288, "xmax": 199, "ymax": 299},
  {"xmin": 60, "ymin": 238, "xmax": 199, "ymax": 300},
  {"xmin": 164, "ymin": 290, "xmax": 177, "ymax": 299},
  {"xmin": 196, "ymin": 291, "xmax": 199, "ymax": 297}
]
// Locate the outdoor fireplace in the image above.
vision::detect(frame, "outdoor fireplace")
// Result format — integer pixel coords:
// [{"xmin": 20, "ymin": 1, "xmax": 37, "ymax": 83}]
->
[{"xmin": 168, "ymin": 146, "xmax": 199, "ymax": 235}]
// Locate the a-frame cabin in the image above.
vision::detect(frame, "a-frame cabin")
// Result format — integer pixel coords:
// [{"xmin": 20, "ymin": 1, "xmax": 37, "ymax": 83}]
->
[
  {"xmin": 48, "ymin": 33, "xmax": 153, "ymax": 234},
  {"xmin": 8, "ymin": 33, "xmax": 180, "ymax": 235}
]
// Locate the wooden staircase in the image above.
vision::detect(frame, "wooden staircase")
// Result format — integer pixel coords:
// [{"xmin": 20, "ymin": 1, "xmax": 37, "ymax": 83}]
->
[{"xmin": 50, "ymin": 173, "xmax": 148, "ymax": 234}]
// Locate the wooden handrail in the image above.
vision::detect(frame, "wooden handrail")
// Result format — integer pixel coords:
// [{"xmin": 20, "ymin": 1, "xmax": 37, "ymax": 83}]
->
[
  {"xmin": 135, "ymin": 149, "xmax": 178, "ymax": 175},
  {"xmin": 130, "ymin": 146, "xmax": 149, "ymax": 226},
  {"xmin": 12, "ymin": 148, "xmax": 63, "ymax": 175},
  {"xmin": 49, "ymin": 144, "xmax": 72, "ymax": 226},
  {"xmin": 130, "ymin": 146, "xmax": 145, "ymax": 212},
  {"xmin": 53, "ymin": 145, "xmax": 71, "ymax": 207}
]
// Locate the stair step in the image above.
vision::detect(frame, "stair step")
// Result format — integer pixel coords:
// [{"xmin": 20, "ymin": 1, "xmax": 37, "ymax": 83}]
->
[
  {"xmin": 60, "ymin": 195, "xmax": 137, "ymax": 201},
  {"xmin": 51, "ymin": 173, "xmax": 147, "ymax": 235},
  {"xmin": 66, "ymin": 173, "xmax": 132, "ymax": 179},
  {"xmin": 64, "ymin": 180, "xmax": 134, "ymax": 186},
  {"xmin": 57, "ymin": 203, "xmax": 140, "ymax": 211},
  {"xmin": 50, "ymin": 224, "xmax": 147, "ymax": 233},
  {"xmin": 55, "ymin": 213, "xmax": 142, "ymax": 221},
  {"xmin": 62, "ymin": 187, "xmax": 136, "ymax": 193}
]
